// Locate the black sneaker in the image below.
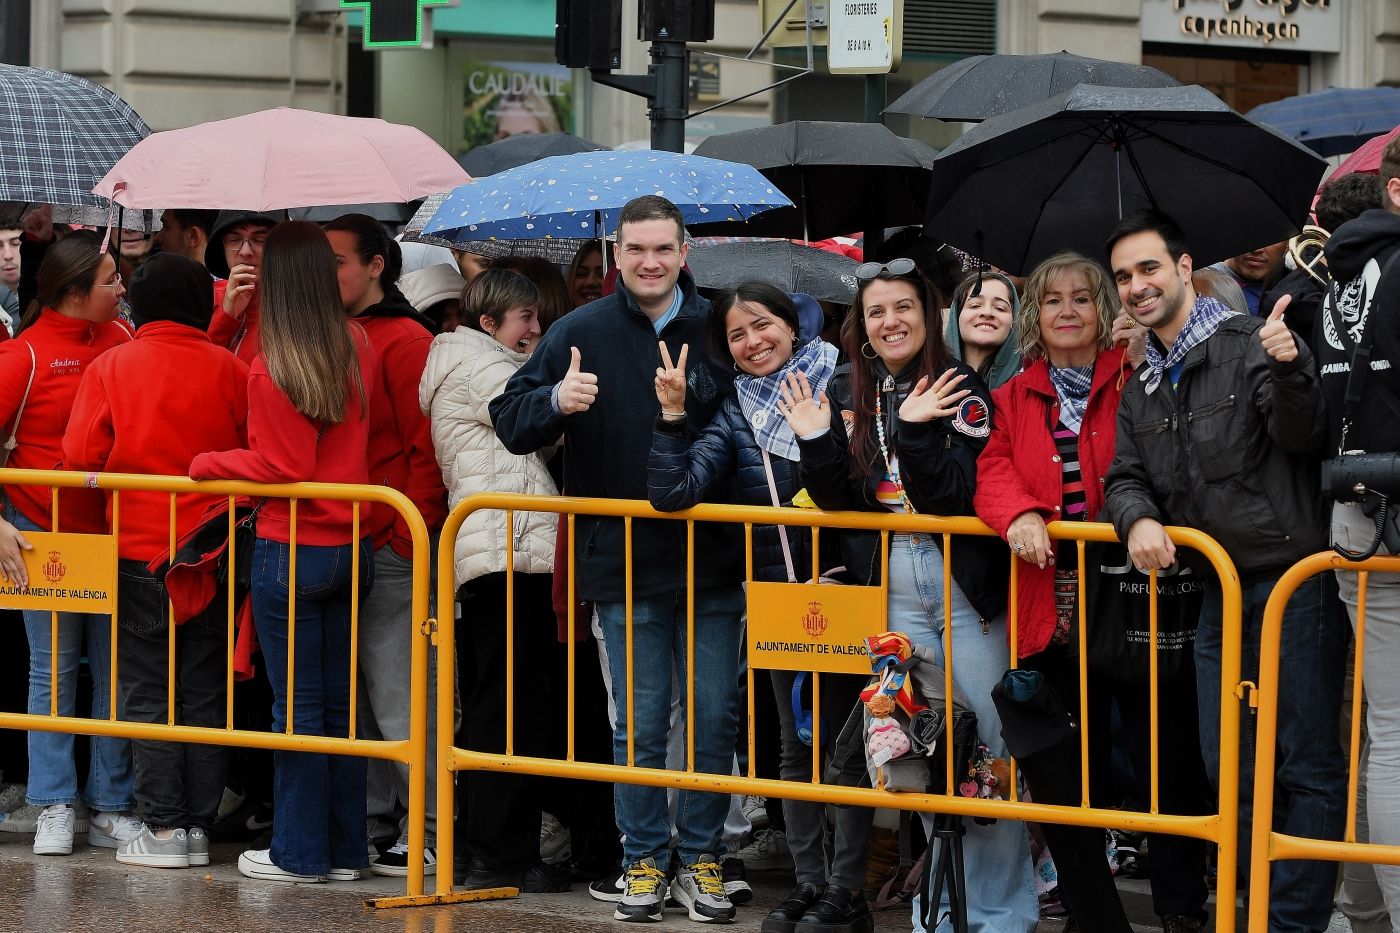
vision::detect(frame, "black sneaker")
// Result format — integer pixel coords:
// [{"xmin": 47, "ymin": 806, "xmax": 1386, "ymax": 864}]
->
[
  {"xmin": 461, "ymin": 859, "xmax": 572, "ymax": 893},
  {"xmin": 370, "ymin": 842, "xmax": 437, "ymax": 877},
  {"xmin": 722, "ymin": 857, "xmax": 753, "ymax": 905},
  {"xmin": 615, "ymin": 858, "xmax": 667, "ymax": 923},
  {"xmin": 588, "ymin": 871, "xmax": 624, "ymax": 903}
]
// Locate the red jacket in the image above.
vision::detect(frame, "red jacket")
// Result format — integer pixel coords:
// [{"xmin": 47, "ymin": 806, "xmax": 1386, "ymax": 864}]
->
[
  {"xmin": 358, "ymin": 309, "xmax": 447, "ymax": 556},
  {"xmin": 189, "ymin": 326, "xmax": 378, "ymax": 546},
  {"xmin": 975, "ymin": 348, "xmax": 1132, "ymax": 659},
  {"xmin": 63, "ymin": 322, "xmax": 249, "ymax": 561},
  {"xmin": 0, "ymin": 310, "xmax": 133, "ymax": 532},
  {"xmin": 209, "ymin": 280, "xmax": 260, "ymax": 365}
]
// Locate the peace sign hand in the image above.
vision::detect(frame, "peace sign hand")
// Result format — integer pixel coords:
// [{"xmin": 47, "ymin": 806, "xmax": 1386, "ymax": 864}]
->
[
  {"xmin": 776, "ymin": 370, "xmax": 829, "ymax": 438},
  {"xmin": 898, "ymin": 369, "xmax": 970, "ymax": 424},
  {"xmin": 654, "ymin": 342, "xmax": 689, "ymax": 414}
]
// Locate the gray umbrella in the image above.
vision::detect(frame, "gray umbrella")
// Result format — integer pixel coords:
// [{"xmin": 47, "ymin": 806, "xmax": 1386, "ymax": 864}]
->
[
  {"xmin": 399, "ymin": 191, "xmax": 588, "ymax": 266},
  {"xmin": 458, "ymin": 132, "xmax": 607, "ymax": 178},
  {"xmin": 289, "ymin": 202, "xmax": 415, "ymax": 224},
  {"xmin": 687, "ymin": 239, "xmax": 858, "ymax": 304},
  {"xmin": 924, "ymin": 84, "xmax": 1328, "ymax": 275},
  {"xmin": 887, "ymin": 51, "xmax": 1181, "ymax": 123}
]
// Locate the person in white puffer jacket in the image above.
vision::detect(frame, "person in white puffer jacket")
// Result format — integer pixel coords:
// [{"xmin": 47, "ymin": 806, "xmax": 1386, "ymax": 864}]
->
[{"xmin": 417, "ymin": 267, "xmax": 569, "ymax": 892}]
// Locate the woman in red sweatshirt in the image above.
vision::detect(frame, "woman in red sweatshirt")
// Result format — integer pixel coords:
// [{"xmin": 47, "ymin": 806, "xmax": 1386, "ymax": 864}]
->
[
  {"xmin": 190, "ymin": 221, "xmax": 378, "ymax": 885},
  {"xmin": 0, "ymin": 231, "xmax": 137, "ymax": 858},
  {"xmin": 64, "ymin": 252, "xmax": 249, "ymax": 870}
]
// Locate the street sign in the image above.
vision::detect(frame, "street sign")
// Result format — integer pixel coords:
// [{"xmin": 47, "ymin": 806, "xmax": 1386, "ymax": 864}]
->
[
  {"xmin": 340, "ymin": 0, "xmax": 451, "ymax": 49},
  {"xmin": 828, "ymin": 0, "xmax": 902, "ymax": 75}
]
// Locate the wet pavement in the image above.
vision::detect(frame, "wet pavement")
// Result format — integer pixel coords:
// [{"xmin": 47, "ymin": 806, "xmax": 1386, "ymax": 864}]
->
[{"xmin": 0, "ymin": 833, "xmax": 1194, "ymax": 932}]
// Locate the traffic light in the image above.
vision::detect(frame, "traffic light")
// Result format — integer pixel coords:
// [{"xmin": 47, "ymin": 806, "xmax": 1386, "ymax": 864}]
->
[
  {"xmin": 640, "ymin": 0, "xmax": 715, "ymax": 42},
  {"xmin": 556, "ymin": 0, "xmax": 623, "ymax": 70}
]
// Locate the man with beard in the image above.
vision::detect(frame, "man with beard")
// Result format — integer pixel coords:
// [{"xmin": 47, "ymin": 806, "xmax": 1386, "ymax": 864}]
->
[{"xmin": 1105, "ymin": 209, "xmax": 1346, "ymax": 933}]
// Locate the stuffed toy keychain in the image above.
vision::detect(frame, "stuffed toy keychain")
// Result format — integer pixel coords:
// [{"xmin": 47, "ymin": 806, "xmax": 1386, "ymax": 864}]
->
[{"xmin": 865, "ymin": 673, "xmax": 912, "ymax": 767}]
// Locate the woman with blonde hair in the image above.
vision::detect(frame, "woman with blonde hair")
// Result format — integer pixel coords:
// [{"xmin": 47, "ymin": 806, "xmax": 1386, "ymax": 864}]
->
[{"xmin": 191, "ymin": 221, "xmax": 378, "ymax": 885}]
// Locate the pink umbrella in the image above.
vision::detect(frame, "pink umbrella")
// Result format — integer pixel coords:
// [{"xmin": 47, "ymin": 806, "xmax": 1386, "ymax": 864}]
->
[
  {"xmin": 1330, "ymin": 123, "xmax": 1399, "ymax": 181},
  {"xmin": 93, "ymin": 107, "xmax": 471, "ymax": 210}
]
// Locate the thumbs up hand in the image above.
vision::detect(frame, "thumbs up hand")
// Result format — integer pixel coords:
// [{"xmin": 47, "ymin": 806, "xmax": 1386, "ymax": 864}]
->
[
  {"xmin": 558, "ymin": 346, "xmax": 599, "ymax": 415},
  {"xmin": 1259, "ymin": 294, "xmax": 1297, "ymax": 364}
]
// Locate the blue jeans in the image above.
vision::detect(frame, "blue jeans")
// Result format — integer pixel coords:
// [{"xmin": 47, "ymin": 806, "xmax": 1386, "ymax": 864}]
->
[
  {"xmin": 13, "ymin": 509, "xmax": 133, "ymax": 810},
  {"xmin": 595, "ymin": 585, "xmax": 743, "ymax": 870},
  {"xmin": 251, "ymin": 536, "xmax": 373, "ymax": 876},
  {"xmin": 1197, "ymin": 575, "xmax": 1348, "ymax": 933},
  {"xmin": 886, "ymin": 534, "xmax": 1038, "ymax": 933}
]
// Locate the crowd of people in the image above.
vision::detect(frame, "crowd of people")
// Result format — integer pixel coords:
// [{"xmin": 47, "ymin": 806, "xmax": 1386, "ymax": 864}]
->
[{"xmin": 0, "ymin": 133, "xmax": 1394, "ymax": 933}]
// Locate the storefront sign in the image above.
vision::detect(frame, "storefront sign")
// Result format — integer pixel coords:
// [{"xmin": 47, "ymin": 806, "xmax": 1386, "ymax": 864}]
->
[
  {"xmin": 1142, "ymin": 0, "xmax": 1339, "ymax": 53},
  {"xmin": 828, "ymin": 0, "xmax": 902, "ymax": 75},
  {"xmin": 462, "ymin": 60, "xmax": 575, "ymax": 153},
  {"xmin": 0, "ymin": 532, "xmax": 117, "ymax": 614},
  {"xmin": 747, "ymin": 581, "xmax": 884, "ymax": 674}
]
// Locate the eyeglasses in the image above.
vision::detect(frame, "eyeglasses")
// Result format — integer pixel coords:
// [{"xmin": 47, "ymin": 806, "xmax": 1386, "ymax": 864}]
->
[
  {"xmin": 223, "ymin": 234, "xmax": 269, "ymax": 252},
  {"xmin": 854, "ymin": 258, "xmax": 917, "ymax": 281},
  {"xmin": 95, "ymin": 273, "xmax": 123, "ymax": 288}
]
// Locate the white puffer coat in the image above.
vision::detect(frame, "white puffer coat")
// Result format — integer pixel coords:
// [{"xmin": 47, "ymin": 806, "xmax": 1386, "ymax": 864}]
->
[{"xmin": 419, "ymin": 327, "xmax": 559, "ymax": 586}]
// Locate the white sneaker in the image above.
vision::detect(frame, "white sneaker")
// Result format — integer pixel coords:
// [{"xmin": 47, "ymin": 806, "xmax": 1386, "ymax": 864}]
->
[
  {"xmin": 740, "ymin": 795, "xmax": 769, "ymax": 831},
  {"xmin": 237, "ymin": 848, "xmax": 326, "ymax": 884},
  {"xmin": 116, "ymin": 826, "xmax": 189, "ymax": 868},
  {"xmin": 540, "ymin": 812, "xmax": 572, "ymax": 865},
  {"xmin": 33, "ymin": 804, "xmax": 75, "ymax": 855},
  {"xmin": 88, "ymin": 810, "xmax": 145, "ymax": 849}
]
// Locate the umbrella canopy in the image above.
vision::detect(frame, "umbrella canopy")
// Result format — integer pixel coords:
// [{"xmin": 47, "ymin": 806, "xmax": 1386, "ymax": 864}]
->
[
  {"xmin": 686, "ymin": 239, "xmax": 858, "ymax": 304},
  {"xmin": 421, "ymin": 149, "xmax": 792, "ymax": 242},
  {"xmin": 93, "ymin": 107, "xmax": 471, "ymax": 210},
  {"xmin": 458, "ymin": 132, "xmax": 607, "ymax": 178},
  {"xmin": 925, "ymin": 84, "xmax": 1328, "ymax": 275},
  {"xmin": 886, "ymin": 51, "xmax": 1180, "ymax": 123},
  {"xmin": 687, "ymin": 121, "xmax": 934, "ymax": 241},
  {"xmin": 399, "ymin": 191, "xmax": 589, "ymax": 265},
  {"xmin": 1331, "ymin": 123, "xmax": 1399, "ymax": 181},
  {"xmin": 1247, "ymin": 87, "xmax": 1400, "ymax": 158},
  {"xmin": 289, "ymin": 202, "xmax": 415, "ymax": 224},
  {"xmin": 0, "ymin": 64, "xmax": 150, "ymax": 210}
]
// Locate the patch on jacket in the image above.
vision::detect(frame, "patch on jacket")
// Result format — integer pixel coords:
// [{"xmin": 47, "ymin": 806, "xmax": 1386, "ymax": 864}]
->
[
  {"xmin": 841, "ymin": 409, "xmax": 855, "ymax": 432},
  {"xmin": 688, "ymin": 364, "xmax": 719, "ymax": 404},
  {"xmin": 952, "ymin": 397, "xmax": 990, "ymax": 438}
]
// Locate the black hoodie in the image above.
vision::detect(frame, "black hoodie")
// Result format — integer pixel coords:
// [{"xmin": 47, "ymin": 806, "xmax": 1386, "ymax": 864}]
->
[{"xmin": 1318, "ymin": 208, "xmax": 1400, "ymax": 454}]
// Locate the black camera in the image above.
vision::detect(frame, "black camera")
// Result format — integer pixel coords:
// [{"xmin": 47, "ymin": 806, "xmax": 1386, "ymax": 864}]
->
[{"xmin": 1323, "ymin": 452, "xmax": 1400, "ymax": 502}]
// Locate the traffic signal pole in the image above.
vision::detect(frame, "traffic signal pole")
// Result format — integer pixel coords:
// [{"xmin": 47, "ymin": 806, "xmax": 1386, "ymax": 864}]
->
[{"xmin": 588, "ymin": 39, "xmax": 689, "ymax": 153}]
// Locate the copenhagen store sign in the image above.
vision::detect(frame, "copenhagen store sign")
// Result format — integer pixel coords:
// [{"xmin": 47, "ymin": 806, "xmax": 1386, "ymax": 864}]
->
[{"xmin": 1142, "ymin": 0, "xmax": 1340, "ymax": 53}]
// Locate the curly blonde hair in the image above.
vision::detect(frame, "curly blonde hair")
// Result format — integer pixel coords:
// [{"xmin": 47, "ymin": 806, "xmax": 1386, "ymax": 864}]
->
[{"xmin": 1016, "ymin": 252, "xmax": 1117, "ymax": 362}]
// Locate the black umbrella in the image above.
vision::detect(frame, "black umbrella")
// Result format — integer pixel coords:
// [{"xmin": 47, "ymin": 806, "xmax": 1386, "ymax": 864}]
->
[
  {"xmin": 0, "ymin": 64, "xmax": 149, "ymax": 210},
  {"xmin": 457, "ymin": 132, "xmax": 606, "ymax": 178},
  {"xmin": 687, "ymin": 121, "xmax": 935, "ymax": 242},
  {"xmin": 924, "ymin": 84, "xmax": 1328, "ymax": 276},
  {"xmin": 886, "ymin": 51, "xmax": 1181, "ymax": 123},
  {"xmin": 687, "ymin": 239, "xmax": 859, "ymax": 303}
]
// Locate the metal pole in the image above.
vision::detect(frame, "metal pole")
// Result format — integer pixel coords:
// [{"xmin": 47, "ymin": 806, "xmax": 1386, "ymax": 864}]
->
[
  {"xmin": 864, "ymin": 73, "xmax": 888, "ymax": 258},
  {"xmin": 650, "ymin": 39, "xmax": 688, "ymax": 152}
]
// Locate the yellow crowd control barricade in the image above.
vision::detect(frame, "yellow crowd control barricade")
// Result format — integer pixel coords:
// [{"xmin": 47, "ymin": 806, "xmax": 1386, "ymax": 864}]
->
[
  {"xmin": 0, "ymin": 468, "xmax": 434, "ymax": 902},
  {"xmin": 433, "ymin": 493, "xmax": 1244, "ymax": 929},
  {"xmin": 1248, "ymin": 551, "xmax": 1400, "ymax": 933}
]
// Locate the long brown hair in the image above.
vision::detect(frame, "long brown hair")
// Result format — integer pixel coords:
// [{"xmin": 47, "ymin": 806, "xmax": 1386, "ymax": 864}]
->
[
  {"xmin": 23, "ymin": 230, "xmax": 105, "ymax": 329},
  {"xmin": 841, "ymin": 265, "xmax": 950, "ymax": 475},
  {"xmin": 257, "ymin": 221, "xmax": 365, "ymax": 424}
]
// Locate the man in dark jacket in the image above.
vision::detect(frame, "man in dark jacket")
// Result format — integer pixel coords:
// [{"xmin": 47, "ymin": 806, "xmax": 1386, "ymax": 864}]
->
[
  {"xmin": 1317, "ymin": 136, "xmax": 1400, "ymax": 930},
  {"xmin": 492, "ymin": 196, "xmax": 742, "ymax": 924},
  {"xmin": 1104, "ymin": 209, "xmax": 1345, "ymax": 933}
]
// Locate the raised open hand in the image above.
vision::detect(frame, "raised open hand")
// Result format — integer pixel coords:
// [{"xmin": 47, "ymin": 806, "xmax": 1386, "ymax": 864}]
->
[
  {"xmin": 898, "ymin": 369, "xmax": 970, "ymax": 423},
  {"xmin": 776, "ymin": 370, "xmax": 830, "ymax": 438}
]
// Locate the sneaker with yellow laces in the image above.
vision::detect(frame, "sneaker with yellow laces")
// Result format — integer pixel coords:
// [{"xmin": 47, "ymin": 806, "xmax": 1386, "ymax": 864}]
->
[
  {"xmin": 672, "ymin": 853, "xmax": 736, "ymax": 924},
  {"xmin": 614, "ymin": 857, "xmax": 667, "ymax": 923}
]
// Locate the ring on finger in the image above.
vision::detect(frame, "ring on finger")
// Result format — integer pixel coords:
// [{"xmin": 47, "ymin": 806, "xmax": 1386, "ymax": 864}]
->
[{"xmin": 1012, "ymin": 543, "xmax": 1025, "ymax": 552}]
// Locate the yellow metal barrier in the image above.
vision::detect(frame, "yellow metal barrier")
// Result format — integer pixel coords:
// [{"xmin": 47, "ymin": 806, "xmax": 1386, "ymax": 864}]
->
[
  {"xmin": 433, "ymin": 493, "xmax": 1245, "ymax": 929},
  {"xmin": 0, "ymin": 468, "xmax": 434, "ymax": 902},
  {"xmin": 1248, "ymin": 551, "xmax": 1400, "ymax": 933}
]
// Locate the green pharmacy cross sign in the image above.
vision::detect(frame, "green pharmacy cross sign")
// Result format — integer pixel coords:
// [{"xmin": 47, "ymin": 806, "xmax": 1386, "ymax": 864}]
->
[{"xmin": 341, "ymin": 0, "xmax": 451, "ymax": 49}]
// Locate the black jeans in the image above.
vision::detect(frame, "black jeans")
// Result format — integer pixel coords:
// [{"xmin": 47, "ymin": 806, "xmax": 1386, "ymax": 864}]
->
[
  {"xmin": 1019, "ymin": 645, "xmax": 1210, "ymax": 926},
  {"xmin": 116, "ymin": 559, "xmax": 230, "ymax": 830},
  {"xmin": 456, "ymin": 572, "xmax": 559, "ymax": 871}
]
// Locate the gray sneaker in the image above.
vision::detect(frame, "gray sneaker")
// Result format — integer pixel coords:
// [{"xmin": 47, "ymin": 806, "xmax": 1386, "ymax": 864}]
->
[
  {"xmin": 116, "ymin": 827, "xmax": 189, "ymax": 868},
  {"xmin": 672, "ymin": 854, "xmax": 736, "ymax": 924},
  {"xmin": 0, "ymin": 803, "xmax": 43, "ymax": 834},
  {"xmin": 187, "ymin": 827, "xmax": 210, "ymax": 867},
  {"xmin": 614, "ymin": 857, "xmax": 667, "ymax": 923},
  {"xmin": 0, "ymin": 783, "xmax": 26, "ymax": 814}
]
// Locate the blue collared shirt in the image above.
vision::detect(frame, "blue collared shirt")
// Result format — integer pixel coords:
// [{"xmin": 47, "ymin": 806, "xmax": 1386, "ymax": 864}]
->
[{"xmin": 652, "ymin": 285, "xmax": 683, "ymax": 335}]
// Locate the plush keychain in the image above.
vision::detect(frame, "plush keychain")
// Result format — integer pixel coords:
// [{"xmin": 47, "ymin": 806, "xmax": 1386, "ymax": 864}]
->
[{"xmin": 866, "ymin": 684, "xmax": 912, "ymax": 767}]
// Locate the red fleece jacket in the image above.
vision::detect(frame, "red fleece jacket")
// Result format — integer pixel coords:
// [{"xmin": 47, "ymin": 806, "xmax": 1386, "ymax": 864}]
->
[
  {"xmin": 63, "ymin": 322, "xmax": 249, "ymax": 561},
  {"xmin": 189, "ymin": 328, "xmax": 378, "ymax": 546},
  {"xmin": 209, "ymin": 280, "xmax": 260, "ymax": 366},
  {"xmin": 974, "ymin": 348, "xmax": 1131, "ymax": 659},
  {"xmin": 0, "ymin": 310, "xmax": 132, "ymax": 532},
  {"xmin": 358, "ymin": 313, "xmax": 446, "ymax": 556}
]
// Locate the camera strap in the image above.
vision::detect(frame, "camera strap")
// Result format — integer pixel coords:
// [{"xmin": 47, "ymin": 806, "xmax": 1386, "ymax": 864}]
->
[{"xmin": 1331, "ymin": 250, "xmax": 1400, "ymax": 453}]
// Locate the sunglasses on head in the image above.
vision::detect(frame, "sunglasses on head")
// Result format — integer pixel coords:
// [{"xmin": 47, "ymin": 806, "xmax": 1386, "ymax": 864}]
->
[{"xmin": 854, "ymin": 258, "xmax": 917, "ymax": 281}]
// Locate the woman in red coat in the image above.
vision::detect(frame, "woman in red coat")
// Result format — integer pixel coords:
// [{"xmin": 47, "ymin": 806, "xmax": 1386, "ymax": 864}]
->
[{"xmin": 974, "ymin": 252, "xmax": 1208, "ymax": 932}]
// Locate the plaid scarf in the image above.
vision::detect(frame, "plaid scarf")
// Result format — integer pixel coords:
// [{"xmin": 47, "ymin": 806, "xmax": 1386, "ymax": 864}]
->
[
  {"xmin": 1141, "ymin": 296, "xmax": 1237, "ymax": 395},
  {"xmin": 1047, "ymin": 364, "xmax": 1094, "ymax": 434},
  {"xmin": 735, "ymin": 337, "xmax": 838, "ymax": 461}
]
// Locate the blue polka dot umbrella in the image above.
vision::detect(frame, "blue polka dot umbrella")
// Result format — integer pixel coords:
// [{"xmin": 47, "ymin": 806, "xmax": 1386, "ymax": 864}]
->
[{"xmin": 420, "ymin": 149, "xmax": 793, "ymax": 245}]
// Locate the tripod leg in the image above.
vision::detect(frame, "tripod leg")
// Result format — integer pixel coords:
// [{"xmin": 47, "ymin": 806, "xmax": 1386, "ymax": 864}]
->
[
  {"xmin": 950, "ymin": 829, "xmax": 969, "ymax": 933},
  {"xmin": 926, "ymin": 834, "xmax": 949, "ymax": 931}
]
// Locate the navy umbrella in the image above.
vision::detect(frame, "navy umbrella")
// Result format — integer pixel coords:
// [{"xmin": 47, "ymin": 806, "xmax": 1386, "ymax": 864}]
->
[
  {"xmin": 887, "ymin": 51, "xmax": 1180, "ymax": 123},
  {"xmin": 925, "ymin": 84, "xmax": 1328, "ymax": 276},
  {"xmin": 1247, "ymin": 87, "xmax": 1400, "ymax": 158},
  {"xmin": 457, "ymin": 132, "xmax": 607, "ymax": 178}
]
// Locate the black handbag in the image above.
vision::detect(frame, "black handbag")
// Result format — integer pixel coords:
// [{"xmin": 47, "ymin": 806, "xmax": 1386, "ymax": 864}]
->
[{"xmin": 1083, "ymin": 539, "xmax": 1204, "ymax": 687}]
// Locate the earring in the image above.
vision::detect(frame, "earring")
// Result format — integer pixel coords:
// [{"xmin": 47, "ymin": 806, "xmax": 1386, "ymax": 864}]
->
[
  {"xmin": 733, "ymin": 361, "xmax": 742, "ymax": 372},
  {"xmin": 861, "ymin": 342, "xmax": 878, "ymax": 360}
]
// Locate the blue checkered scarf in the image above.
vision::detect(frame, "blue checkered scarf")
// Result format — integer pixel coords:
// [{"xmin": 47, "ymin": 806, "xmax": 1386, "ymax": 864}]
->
[
  {"xmin": 1141, "ymin": 296, "xmax": 1237, "ymax": 395},
  {"xmin": 735, "ymin": 338, "xmax": 839, "ymax": 461},
  {"xmin": 1048, "ymin": 364, "xmax": 1094, "ymax": 434}
]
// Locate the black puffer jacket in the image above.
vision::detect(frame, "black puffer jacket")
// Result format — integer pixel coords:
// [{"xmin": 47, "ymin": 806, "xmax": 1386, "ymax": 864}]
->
[
  {"xmin": 795, "ymin": 362, "xmax": 1009, "ymax": 623},
  {"xmin": 1105, "ymin": 313, "xmax": 1327, "ymax": 584},
  {"xmin": 648, "ymin": 396, "xmax": 842, "ymax": 584}
]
